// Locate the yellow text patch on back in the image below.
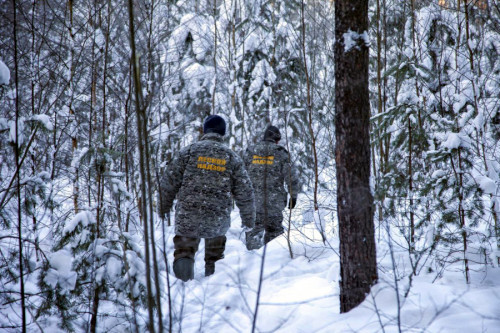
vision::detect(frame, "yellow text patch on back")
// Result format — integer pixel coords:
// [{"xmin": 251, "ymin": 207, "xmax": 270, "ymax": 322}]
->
[
  {"xmin": 252, "ymin": 155, "xmax": 274, "ymax": 165},
  {"xmin": 197, "ymin": 156, "xmax": 226, "ymax": 172}
]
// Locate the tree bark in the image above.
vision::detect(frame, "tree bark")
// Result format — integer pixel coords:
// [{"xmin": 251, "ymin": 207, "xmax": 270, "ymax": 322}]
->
[
  {"xmin": 144, "ymin": 1, "xmax": 164, "ymax": 331},
  {"xmin": 334, "ymin": 0, "xmax": 378, "ymax": 313},
  {"xmin": 127, "ymin": 0, "xmax": 156, "ymax": 331},
  {"xmin": 12, "ymin": 0, "xmax": 27, "ymax": 330},
  {"xmin": 68, "ymin": 0, "xmax": 79, "ymax": 215}
]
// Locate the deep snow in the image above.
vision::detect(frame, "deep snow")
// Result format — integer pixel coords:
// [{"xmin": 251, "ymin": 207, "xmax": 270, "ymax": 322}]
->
[{"xmin": 144, "ymin": 204, "xmax": 500, "ymax": 333}]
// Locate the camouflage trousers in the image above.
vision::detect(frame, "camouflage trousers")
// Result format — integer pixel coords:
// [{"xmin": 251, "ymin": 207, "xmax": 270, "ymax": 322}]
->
[
  {"xmin": 173, "ymin": 235, "xmax": 227, "ymax": 267},
  {"xmin": 245, "ymin": 213, "xmax": 284, "ymax": 250}
]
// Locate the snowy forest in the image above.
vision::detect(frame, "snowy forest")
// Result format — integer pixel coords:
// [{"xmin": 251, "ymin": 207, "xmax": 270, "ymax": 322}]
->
[{"xmin": 1, "ymin": 0, "xmax": 500, "ymax": 332}]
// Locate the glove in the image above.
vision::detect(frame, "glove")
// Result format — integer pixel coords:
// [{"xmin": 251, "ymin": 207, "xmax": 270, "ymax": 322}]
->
[{"xmin": 288, "ymin": 197, "xmax": 297, "ymax": 209}]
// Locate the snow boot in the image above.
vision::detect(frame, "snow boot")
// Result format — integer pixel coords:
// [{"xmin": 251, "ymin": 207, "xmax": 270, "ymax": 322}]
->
[
  {"xmin": 245, "ymin": 230, "xmax": 264, "ymax": 250},
  {"xmin": 205, "ymin": 262, "xmax": 215, "ymax": 277},
  {"xmin": 173, "ymin": 258, "xmax": 194, "ymax": 282}
]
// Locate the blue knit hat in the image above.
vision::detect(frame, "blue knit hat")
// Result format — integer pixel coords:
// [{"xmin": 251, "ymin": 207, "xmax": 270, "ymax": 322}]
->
[{"xmin": 203, "ymin": 115, "xmax": 226, "ymax": 136}]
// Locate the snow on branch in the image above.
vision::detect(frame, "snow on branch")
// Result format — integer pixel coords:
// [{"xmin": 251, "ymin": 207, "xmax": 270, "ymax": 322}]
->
[
  {"xmin": 64, "ymin": 210, "xmax": 96, "ymax": 235},
  {"xmin": 343, "ymin": 29, "xmax": 370, "ymax": 53}
]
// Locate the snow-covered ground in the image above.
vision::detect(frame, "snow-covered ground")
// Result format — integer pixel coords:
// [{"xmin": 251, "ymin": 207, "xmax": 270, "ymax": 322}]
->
[
  {"xmin": 7, "ymin": 193, "xmax": 498, "ymax": 332},
  {"xmin": 147, "ymin": 207, "xmax": 500, "ymax": 333}
]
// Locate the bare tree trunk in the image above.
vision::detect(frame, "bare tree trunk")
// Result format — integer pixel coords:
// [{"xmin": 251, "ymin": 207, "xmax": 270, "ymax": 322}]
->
[
  {"xmin": 455, "ymin": 0, "xmax": 462, "ymax": 93},
  {"xmin": 381, "ymin": 0, "xmax": 390, "ymax": 171},
  {"xmin": 408, "ymin": 116, "xmax": 415, "ymax": 249},
  {"xmin": 145, "ymin": 87, "xmax": 163, "ymax": 333},
  {"xmin": 375, "ymin": 0, "xmax": 388, "ymax": 239},
  {"xmin": 495, "ymin": 204, "xmax": 500, "ymax": 265},
  {"xmin": 459, "ymin": 158, "xmax": 469, "ymax": 284},
  {"xmin": 89, "ymin": 1, "xmax": 104, "ymax": 329},
  {"xmin": 450, "ymin": 151, "xmax": 470, "ymax": 283},
  {"xmin": 408, "ymin": 0, "xmax": 422, "ymax": 252},
  {"xmin": 229, "ymin": 0, "xmax": 237, "ymax": 149},
  {"xmin": 144, "ymin": 1, "xmax": 164, "ymax": 330},
  {"xmin": 300, "ymin": 0, "xmax": 323, "ymax": 243},
  {"xmin": 29, "ymin": 0, "xmax": 40, "ymax": 262},
  {"xmin": 156, "ymin": 168, "xmax": 173, "ymax": 333},
  {"xmin": 102, "ymin": 0, "xmax": 111, "ymax": 147},
  {"xmin": 212, "ymin": 0, "xmax": 217, "ymax": 114},
  {"xmin": 252, "ymin": 146, "xmax": 271, "ymax": 333},
  {"xmin": 334, "ymin": 0, "xmax": 378, "ymax": 313},
  {"xmin": 373, "ymin": 0, "xmax": 382, "ymax": 185},
  {"xmin": 121, "ymin": 58, "xmax": 139, "ymax": 333},
  {"xmin": 12, "ymin": 0, "xmax": 26, "ymax": 331},
  {"xmin": 125, "ymin": 66, "xmax": 132, "ymax": 232},
  {"xmin": 385, "ymin": 220, "xmax": 402, "ymax": 333},
  {"xmin": 284, "ymin": 112, "xmax": 294, "ymax": 259},
  {"xmin": 127, "ymin": 0, "xmax": 156, "ymax": 331},
  {"xmin": 68, "ymin": 0, "xmax": 79, "ymax": 214}
]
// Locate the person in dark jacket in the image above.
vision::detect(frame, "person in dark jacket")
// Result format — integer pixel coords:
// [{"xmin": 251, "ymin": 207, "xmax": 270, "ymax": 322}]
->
[
  {"xmin": 244, "ymin": 125, "xmax": 300, "ymax": 250},
  {"xmin": 159, "ymin": 115, "xmax": 255, "ymax": 281}
]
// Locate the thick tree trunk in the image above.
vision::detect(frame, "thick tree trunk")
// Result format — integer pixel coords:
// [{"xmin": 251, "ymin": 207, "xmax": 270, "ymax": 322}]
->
[{"xmin": 334, "ymin": 0, "xmax": 378, "ymax": 313}]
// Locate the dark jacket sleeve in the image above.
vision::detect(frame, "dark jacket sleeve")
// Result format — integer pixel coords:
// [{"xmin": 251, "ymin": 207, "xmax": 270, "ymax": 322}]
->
[
  {"xmin": 158, "ymin": 147, "xmax": 189, "ymax": 218},
  {"xmin": 231, "ymin": 153, "xmax": 255, "ymax": 229},
  {"xmin": 243, "ymin": 147, "xmax": 253, "ymax": 168}
]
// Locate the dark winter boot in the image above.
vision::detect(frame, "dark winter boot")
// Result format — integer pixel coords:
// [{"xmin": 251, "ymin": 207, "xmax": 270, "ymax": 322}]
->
[
  {"xmin": 264, "ymin": 229, "xmax": 284, "ymax": 245},
  {"xmin": 173, "ymin": 258, "xmax": 194, "ymax": 282},
  {"xmin": 245, "ymin": 230, "xmax": 264, "ymax": 250},
  {"xmin": 205, "ymin": 262, "xmax": 215, "ymax": 277}
]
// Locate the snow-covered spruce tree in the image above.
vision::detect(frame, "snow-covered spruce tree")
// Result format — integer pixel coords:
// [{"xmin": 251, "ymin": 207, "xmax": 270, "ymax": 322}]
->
[
  {"xmin": 295, "ymin": 0, "xmax": 336, "ymax": 222},
  {"xmin": 416, "ymin": 1, "xmax": 499, "ymax": 282},
  {"xmin": 0, "ymin": 0, "xmax": 65, "ymax": 330},
  {"xmin": 228, "ymin": 0, "xmax": 317, "ymax": 181},
  {"xmin": 148, "ymin": 0, "xmax": 179, "ymax": 166},
  {"xmin": 29, "ymin": 0, "xmax": 166, "ymax": 330},
  {"xmin": 461, "ymin": 1, "xmax": 500, "ymax": 266},
  {"xmin": 30, "ymin": 0, "xmax": 143, "ymax": 330},
  {"xmin": 165, "ymin": 1, "xmax": 216, "ymax": 143},
  {"xmin": 0, "ymin": 0, "xmax": 170, "ymax": 330},
  {"xmin": 36, "ymin": 207, "xmax": 149, "ymax": 331},
  {"xmin": 372, "ymin": 1, "xmax": 500, "ymax": 282},
  {"xmin": 373, "ymin": 1, "xmax": 441, "ymax": 268},
  {"xmin": 483, "ymin": 4, "xmax": 500, "ymax": 262},
  {"xmin": 232, "ymin": 0, "xmax": 276, "ymax": 145}
]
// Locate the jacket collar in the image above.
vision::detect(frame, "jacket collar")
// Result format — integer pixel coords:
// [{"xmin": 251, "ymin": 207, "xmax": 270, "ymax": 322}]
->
[
  {"xmin": 201, "ymin": 132, "xmax": 224, "ymax": 142},
  {"xmin": 263, "ymin": 138, "xmax": 277, "ymax": 144}
]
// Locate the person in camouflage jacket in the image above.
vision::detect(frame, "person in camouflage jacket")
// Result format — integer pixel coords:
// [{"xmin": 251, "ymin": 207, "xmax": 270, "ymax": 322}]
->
[
  {"xmin": 159, "ymin": 115, "xmax": 255, "ymax": 281},
  {"xmin": 243, "ymin": 125, "xmax": 301, "ymax": 250}
]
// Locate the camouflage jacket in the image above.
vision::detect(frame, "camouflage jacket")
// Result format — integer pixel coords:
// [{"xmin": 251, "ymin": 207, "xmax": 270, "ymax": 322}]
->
[
  {"xmin": 159, "ymin": 133, "xmax": 255, "ymax": 238},
  {"xmin": 244, "ymin": 139, "xmax": 301, "ymax": 216}
]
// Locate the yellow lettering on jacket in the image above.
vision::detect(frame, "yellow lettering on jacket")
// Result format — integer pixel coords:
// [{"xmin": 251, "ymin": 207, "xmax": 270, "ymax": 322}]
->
[
  {"xmin": 252, "ymin": 155, "xmax": 274, "ymax": 165},
  {"xmin": 197, "ymin": 156, "xmax": 227, "ymax": 172}
]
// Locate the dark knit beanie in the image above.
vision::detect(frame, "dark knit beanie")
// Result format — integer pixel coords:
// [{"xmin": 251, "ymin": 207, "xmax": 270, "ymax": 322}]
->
[
  {"xmin": 203, "ymin": 115, "xmax": 226, "ymax": 136},
  {"xmin": 263, "ymin": 125, "xmax": 281, "ymax": 142}
]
